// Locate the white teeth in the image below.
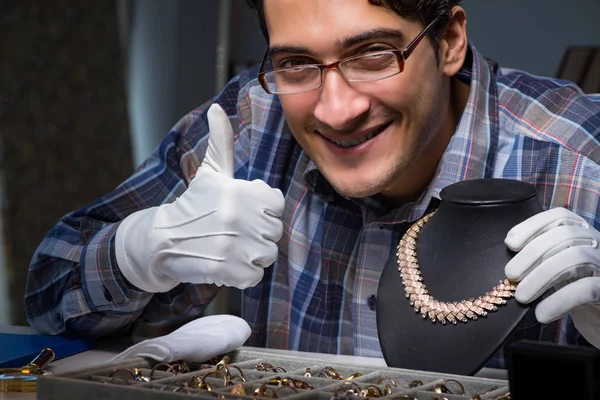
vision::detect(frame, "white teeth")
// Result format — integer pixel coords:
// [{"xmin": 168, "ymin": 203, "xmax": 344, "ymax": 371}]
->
[{"xmin": 330, "ymin": 128, "xmax": 379, "ymax": 148}]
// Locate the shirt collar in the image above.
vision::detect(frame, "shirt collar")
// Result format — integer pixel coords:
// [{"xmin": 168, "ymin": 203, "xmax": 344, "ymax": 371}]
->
[
  {"xmin": 303, "ymin": 159, "xmax": 336, "ymax": 201},
  {"xmin": 300, "ymin": 42, "xmax": 500, "ymax": 220}
]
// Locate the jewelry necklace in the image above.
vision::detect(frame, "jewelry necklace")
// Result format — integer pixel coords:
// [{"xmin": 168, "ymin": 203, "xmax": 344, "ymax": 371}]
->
[{"xmin": 397, "ymin": 211, "xmax": 517, "ymax": 325}]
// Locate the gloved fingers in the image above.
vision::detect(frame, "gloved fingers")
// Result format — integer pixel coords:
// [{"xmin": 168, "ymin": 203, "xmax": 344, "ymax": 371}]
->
[
  {"xmin": 233, "ymin": 264, "xmax": 265, "ymax": 288},
  {"xmin": 534, "ymin": 276, "xmax": 600, "ymax": 323},
  {"xmin": 505, "ymin": 207, "xmax": 588, "ymax": 251},
  {"xmin": 505, "ymin": 225, "xmax": 597, "ymax": 281},
  {"xmin": 202, "ymin": 103, "xmax": 235, "ymax": 177},
  {"xmin": 173, "ymin": 315, "xmax": 249, "ymax": 335},
  {"xmin": 570, "ymin": 302, "xmax": 600, "ymax": 349},
  {"xmin": 514, "ymin": 246, "xmax": 600, "ymax": 304},
  {"xmin": 248, "ymin": 180, "xmax": 285, "ymax": 218},
  {"xmin": 249, "ymin": 239, "xmax": 279, "ymax": 268},
  {"xmin": 229, "ymin": 188, "xmax": 283, "ymax": 243},
  {"xmin": 107, "ymin": 315, "xmax": 251, "ymax": 364},
  {"xmin": 266, "ymin": 188, "xmax": 285, "ymax": 218},
  {"xmin": 258, "ymin": 212, "xmax": 284, "ymax": 243}
]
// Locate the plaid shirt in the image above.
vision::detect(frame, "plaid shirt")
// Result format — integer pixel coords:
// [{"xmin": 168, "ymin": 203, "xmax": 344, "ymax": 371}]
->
[{"xmin": 26, "ymin": 43, "xmax": 600, "ymax": 368}]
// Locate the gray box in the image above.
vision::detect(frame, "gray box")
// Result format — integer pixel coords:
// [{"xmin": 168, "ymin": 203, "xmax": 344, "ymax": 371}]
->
[{"xmin": 37, "ymin": 349, "xmax": 509, "ymax": 400}]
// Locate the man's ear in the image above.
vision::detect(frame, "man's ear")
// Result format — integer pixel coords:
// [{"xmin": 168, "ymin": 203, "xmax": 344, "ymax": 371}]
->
[{"xmin": 440, "ymin": 6, "xmax": 468, "ymax": 76}]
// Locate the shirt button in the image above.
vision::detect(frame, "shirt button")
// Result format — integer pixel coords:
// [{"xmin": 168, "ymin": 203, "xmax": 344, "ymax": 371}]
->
[
  {"xmin": 104, "ymin": 287, "xmax": 113, "ymax": 302},
  {"xmin": 368, "ymin": 295, "xmax": 377, "ymax": 311}
]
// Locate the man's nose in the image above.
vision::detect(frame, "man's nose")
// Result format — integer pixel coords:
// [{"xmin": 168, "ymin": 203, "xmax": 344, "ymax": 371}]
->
[{"xmin": 313, "ymin": 70, "xmax": 370, "ymax": 130}]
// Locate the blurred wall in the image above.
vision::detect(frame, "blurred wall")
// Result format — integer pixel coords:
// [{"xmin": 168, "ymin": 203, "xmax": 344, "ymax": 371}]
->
[
  {"xmin": 126, "ymin": 0, "xmax": 221, "ymax": 168},
  {"xmin": 0, "ymin": 1, "xmax": 133, "ymax": 325},
  {"xmin": 461, "ymin": 0, "xmax": 600, "ymax": 78},
  {"xmin": 126, "ymin": 0, "xmax": 268, "ymax": 167}
]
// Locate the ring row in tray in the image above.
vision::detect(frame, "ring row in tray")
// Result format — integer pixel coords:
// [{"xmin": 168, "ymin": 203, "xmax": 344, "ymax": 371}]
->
[{"xmin": 66, "ymin": 352, "xmax": 510, "ymax": 399}]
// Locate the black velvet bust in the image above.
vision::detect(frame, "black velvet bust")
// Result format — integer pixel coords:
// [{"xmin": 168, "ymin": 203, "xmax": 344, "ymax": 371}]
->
[{"xmin": 376, "ymin": 178, "xmax": 543, "ymax": 375}]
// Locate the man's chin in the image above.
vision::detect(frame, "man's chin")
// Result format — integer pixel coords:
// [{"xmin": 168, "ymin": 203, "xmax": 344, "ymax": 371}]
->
[
  {"xmin": 317, "ymin": 162, "xmax": 392, "ymax": 199},
  {"xmin": 329, "ymin": 179, "xmax": 383, "ymax": 199}
]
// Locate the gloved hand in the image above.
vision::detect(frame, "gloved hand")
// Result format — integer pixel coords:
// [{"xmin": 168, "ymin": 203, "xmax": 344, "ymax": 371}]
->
[
  {"xmin": 106, "ymin": 314, "xmax": 251, "ymax": 364},
  {"xmin": 115, "ymin": 104, "xmax": 285, "ymax": 293},
  {"xmin": 504, "ymin": 207, "xmax": 600, "ymax": 348}
]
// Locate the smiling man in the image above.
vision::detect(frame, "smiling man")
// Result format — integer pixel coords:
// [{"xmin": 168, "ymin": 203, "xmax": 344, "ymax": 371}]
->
[
  {"xmin": 26, "ymin": 0, "xmax": 600, "ymax": 370},
  {"xmin": 260, "ymin": 1, "xmax": 469, "ymax": 207}
]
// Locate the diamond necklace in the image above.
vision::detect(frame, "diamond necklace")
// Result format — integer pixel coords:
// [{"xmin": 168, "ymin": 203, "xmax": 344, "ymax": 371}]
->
[{"xmin": 397, "ymin": 211, "xmax": 517, "ymax": 325}]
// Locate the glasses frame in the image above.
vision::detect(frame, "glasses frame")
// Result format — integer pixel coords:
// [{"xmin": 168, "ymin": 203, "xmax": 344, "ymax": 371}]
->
[{"xmin": 257, "ymin": 17, "xmax": 440, "ymax": 95}]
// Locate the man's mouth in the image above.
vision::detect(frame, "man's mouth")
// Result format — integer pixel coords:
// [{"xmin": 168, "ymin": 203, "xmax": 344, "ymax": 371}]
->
[{"xmin": 324, "ymin": 122, "xmax": 392, "ymax": 148}]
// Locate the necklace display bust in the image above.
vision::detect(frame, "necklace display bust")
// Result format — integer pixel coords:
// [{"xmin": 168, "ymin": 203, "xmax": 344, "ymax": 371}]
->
[{"xmin": 376, "ymin": 178, "xmax": 543, "ymax": 375}]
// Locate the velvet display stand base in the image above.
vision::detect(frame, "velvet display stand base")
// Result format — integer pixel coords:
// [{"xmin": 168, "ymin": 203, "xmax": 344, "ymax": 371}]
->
[{"xmin": 377, "ymin": 178, "xmax": 543, "ymax": 376}]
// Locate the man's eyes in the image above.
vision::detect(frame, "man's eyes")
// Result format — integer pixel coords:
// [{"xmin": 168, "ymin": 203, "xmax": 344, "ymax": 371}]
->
[
  {"xmin": 277, "ymin": 58, "xmax": 315, "ymax": 69},
  {"xmin": 275, "ymin": 45, "xmax": 396, "ymax": 69}
]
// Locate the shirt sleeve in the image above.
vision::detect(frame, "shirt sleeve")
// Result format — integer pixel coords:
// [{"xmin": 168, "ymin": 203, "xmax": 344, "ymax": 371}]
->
[{"xmin": 24, "ymin": 70, "xmax": 255, "ymax": 337}]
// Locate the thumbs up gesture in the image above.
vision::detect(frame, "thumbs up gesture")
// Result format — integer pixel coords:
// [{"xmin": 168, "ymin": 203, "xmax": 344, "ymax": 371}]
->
[{"xmin": 115, "ymin": 104, "xmax": 285, "ymax": 293}]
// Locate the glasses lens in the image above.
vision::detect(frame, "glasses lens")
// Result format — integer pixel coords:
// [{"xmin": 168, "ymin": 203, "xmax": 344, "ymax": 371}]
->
[
  {"xmin": 262, "ymin": 66, "xmax": 321, "ymax": 94},
  {"xmin": 341, "ymin": 52, "xmax": 402, "ymax": 82}
]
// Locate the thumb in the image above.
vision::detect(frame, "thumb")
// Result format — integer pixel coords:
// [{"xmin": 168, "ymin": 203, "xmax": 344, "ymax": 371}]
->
[{"xmin": 201, "ymin": 103, "xmax": 234, "ymax": 178}]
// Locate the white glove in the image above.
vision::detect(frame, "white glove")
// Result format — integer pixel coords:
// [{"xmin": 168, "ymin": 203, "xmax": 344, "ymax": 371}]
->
[
  {"xmin": 505, "ymin": 207, "xmax": 600, "ymax": 348},
  {"xmin": 115, "ymin": 104, "xmax": 285, "ymax": 293},
  {"xmin": 106, "ymin": 314, "xmax": 251, "ymax": 364}
]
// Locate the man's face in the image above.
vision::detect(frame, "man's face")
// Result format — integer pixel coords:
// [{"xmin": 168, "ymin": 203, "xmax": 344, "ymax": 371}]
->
[{"xmin": 264, "ymin": 0, "xmax": 449, "ymax": 200}]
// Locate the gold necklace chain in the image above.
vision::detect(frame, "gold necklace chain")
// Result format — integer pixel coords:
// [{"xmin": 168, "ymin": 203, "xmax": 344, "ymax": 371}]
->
[{"xmin": 397, "ymin": 211, "xmax": 517, "ymax": 325}]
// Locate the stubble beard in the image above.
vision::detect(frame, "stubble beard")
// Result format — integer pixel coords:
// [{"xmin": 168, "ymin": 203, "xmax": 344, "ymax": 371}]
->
[
  {"xmin": 322, "ymin": 112, "xmax": 443, "ymax": 201},
  {"xmin": 328, "ymin": 156, "xmax": 415, "ymax": 199}
]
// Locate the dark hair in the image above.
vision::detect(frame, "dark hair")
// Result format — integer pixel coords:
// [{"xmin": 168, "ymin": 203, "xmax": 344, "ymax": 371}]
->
[{"xmin": 245, "ymin": 0, "xmax": 461, "ymax": 57}]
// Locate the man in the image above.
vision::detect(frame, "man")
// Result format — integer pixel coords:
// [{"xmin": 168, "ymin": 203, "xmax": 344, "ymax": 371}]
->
[{"xmin": 25, "ymin": 0, "xmax": 600, "ymax": 368}]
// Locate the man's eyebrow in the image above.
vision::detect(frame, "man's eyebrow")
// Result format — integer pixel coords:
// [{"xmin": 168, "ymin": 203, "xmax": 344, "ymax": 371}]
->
[
  {"xmin": 338, "ymin": 28, "xmax": 406, "ymax": 49},
  {"xmin": 268, "ymin": 45, "xmax": 312, "ymax": 57},
  {"xmin": 268, "ymin": 28, "xmax": 406, "ymax": 57}
]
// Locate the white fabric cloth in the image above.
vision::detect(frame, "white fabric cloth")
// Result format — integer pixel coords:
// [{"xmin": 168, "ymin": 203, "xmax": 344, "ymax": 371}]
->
[
  {"xmin": 505, "ymin": 207, "xmax": 600, "ymax": 348},
  {"xmin": 107, "ymin": 315, "xmax": 251, "ymax": 364}
]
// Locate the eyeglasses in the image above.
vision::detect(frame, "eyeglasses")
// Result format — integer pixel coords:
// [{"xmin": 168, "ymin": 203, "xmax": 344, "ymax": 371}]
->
[{"xmin": 257, "ymin": 17, "xmax": 440, "ymax": 95}]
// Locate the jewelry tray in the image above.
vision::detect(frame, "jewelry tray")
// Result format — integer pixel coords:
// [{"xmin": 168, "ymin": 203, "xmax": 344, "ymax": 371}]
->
[{"xmin": 37, "ymin": 348, "xmax": 510, "ymax": 400}]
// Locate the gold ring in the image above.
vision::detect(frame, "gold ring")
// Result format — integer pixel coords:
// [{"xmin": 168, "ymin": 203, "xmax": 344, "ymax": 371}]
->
[
  {"xmin": 202, "ymin": 369, "xmax": 228, "ymax": 387},
  {"xmin": 438, "ymin": 379, "xmax": 465, "ymax": 395},
  {"xmin": 344, "ymin": 372, "xmax": 363, "ymax": 380},
  {"xmin": 334, "ymin": 381, "xmax": 362, "ymax": 395},
  {"xmin": 168, "ymin": 360, "xmax": 190, "ymax": 374},
  {"xmin": 227, "ymin": 365, "xmax": 246, "ymax": 382},
  {"xmin": 149, "ymin": 363, "xmax": 176, "ymax": 378},
  {"xmin": 361, "ymin": 384, "xmax": 383, "ymax": 398},
  {"xmin": 230, "ymin": 383, "xmax": 246, "ymax": 395},
  {"xmin": 407, "ymin": 380, "xmax": 423, "ymax": 388},
  {"xmin": 190, "ymin": 375, "xmax": 212, "ymax": 391},
  {"xmin": 377, "ymin": 377, "xmax": 397, "ymax": 387},
  {"xmin": 254, "ymin": 383, "xmax": 277, "ymax": 398},
  {"xmin": 216, "ymin": 355, "xmax": 231, "ymax": 367},
  {"xmin": 321, "ymin": 366, "xmax": 344, "ymax": 380},
  {"xmin": 252, "ymin": 362, "xmax": 287, "ymax": 373},
  {"xmin": 293, "ymin": 379, "xmax": 314, "ymax": 390}
]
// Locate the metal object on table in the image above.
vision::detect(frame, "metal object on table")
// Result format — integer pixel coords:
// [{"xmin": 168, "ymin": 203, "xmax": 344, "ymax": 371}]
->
[{"xmin": 0, "ymin": 348, "xmax": 55, "ymax": 392}]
